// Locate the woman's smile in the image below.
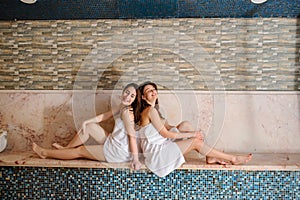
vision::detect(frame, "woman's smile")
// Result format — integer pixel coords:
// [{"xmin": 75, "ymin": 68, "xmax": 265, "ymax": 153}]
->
[
  {"xmin": 121, "ymin": 86, "xmax": 136, "ymax": 105},
  {"xmin": 143, "ymin": 85, "xmax": 158, "ymax": 104}
]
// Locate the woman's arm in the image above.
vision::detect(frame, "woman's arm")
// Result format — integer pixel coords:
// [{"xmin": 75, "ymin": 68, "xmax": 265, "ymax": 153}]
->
[
  {"xmin": 164, "ymin": 120, "xmax": 175, "ymax": 130},
  {"xmin": 83, "ymin": 110, "xmax": 113, "ymax": 125},
  {"xmin": 80, "ymin": 109, "xmax": 114, "ymax": 134},
  {"xmin": 149, "ymin": 107, "xmax": 199, "ymax": 139},
  {"xmin": 121, "ymin": 108, "xmax": 141, "ymax": 170}
]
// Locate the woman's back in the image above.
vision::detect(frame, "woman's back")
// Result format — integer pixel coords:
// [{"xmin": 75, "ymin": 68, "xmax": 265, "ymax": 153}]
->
[{"xmin": 139, "ymin": 106, "xmax": 152, "ymax": 127}]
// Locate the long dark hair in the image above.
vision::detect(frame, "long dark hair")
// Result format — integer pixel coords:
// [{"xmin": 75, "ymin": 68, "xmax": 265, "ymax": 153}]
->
[{"xmin": 133, "ymin": 81, "xmax": 161, "ymax": 124}]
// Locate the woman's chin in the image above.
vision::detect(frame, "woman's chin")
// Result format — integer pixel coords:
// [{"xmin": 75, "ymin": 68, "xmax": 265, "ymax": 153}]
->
[{"xmin": 121, "ymin": 101, "xmax": 130, "ymax": 106}]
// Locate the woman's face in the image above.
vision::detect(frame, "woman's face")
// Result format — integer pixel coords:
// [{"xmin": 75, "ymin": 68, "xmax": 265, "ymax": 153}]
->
[
  {"xmin": 142, "ymin": 84, "xmax": 158, "ymax": 104},
  {"xmin": 121, "ymin": 86, "xmax": 136, "ymax": 106}
]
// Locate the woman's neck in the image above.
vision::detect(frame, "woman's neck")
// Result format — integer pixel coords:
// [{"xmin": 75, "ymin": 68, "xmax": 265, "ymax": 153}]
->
[{"xmin": 145, "ymin": 100, "xmax": 156, "ymax": 107}]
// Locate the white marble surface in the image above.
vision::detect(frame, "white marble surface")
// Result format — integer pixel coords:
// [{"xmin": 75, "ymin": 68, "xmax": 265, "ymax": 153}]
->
[
  {"xmin": 0, "ymin": 90, "xmax": 299, "ymax": 154},
  {"xmin": 160, "ymin": 91, "xmax": 300, "ymax": 153},
  {"xmin": 0, "ymin": 151, "xmax": 299, "ymax": 171},
  {"xmin": 0, "ymin": 91, "xmax": 114, "ymax": 151},
  {"xmin": 215, "ymin": 93, "xmax": 300, "ymax": 153}
]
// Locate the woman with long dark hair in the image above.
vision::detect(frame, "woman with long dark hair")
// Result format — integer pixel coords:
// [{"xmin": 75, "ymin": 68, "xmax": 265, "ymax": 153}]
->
[
  {"xmin": 135, "ymin": 81, "xmax": 252, "ymax": 177},
  {"xmin": 33, "ymin": 83, "xmax": 142, "ymax": 170}
]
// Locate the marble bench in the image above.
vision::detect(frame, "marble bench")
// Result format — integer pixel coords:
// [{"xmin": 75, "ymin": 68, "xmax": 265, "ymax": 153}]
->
[
  {"xmin": 0, "ymin": 90, "xmax": 299, "ymax": 172},
  {"xmin": 0, "ymin": 151, "xmax": 299, "ymax": 172}
]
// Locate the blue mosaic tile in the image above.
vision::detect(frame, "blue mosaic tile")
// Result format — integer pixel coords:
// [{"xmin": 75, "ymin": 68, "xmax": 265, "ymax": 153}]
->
[
  {"xmin": 0, "ymin": 0, "xmax": 299, "ymax": 20},
  {"xmin": 0, "ymin": 167, "xmax": 299, "ymax": 199},
  {"xmin": 178, "ymin": 0, "xmax": 300, "ymax": 18},
  {"xmin": 119, "ymin": 0, "xmax": 178, "ymax": 19}
]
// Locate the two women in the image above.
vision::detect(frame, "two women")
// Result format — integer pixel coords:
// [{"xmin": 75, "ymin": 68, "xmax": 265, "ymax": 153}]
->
[
  {"xmin": 33, "ymin": 83, "xmax": 142, "ymax": 170},
  {"xmin": 33, "ymin": 81, "xmax": 252, "ymax": 175}
]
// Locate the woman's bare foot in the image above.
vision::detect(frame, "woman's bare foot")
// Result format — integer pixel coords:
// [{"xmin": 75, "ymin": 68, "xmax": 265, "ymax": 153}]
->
[
  {"xmin": 231, "ymin": 154, "xmax": 252, "ymax": 165},
  {"xmin": 52, "ymin": 143, "xmax": 65, "ymax": 149},
  {"xmin": 206, "ymin": 157, "xmax": 230, "ymax": 165},
  {"xmin": 32, "ymin": 143, "xmax": 47, "ymax": 159}
]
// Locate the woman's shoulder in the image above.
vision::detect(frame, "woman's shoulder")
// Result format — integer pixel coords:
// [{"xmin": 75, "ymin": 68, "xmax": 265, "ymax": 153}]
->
[
  {"xmin": 144, "ymin": 106, "xmax": 158, "ymax": 116},
  {"xmin": 120, "ymin": 105, "xmax": 133, "ymax": 114},
  {"xmin": 120, "ymin": 105, "xmax": 134, "ymax": 121}
]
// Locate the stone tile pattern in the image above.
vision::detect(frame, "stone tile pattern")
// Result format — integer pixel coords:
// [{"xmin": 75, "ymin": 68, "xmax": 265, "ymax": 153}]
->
[
  {"xmin": 0, "ymin": 167, "xmax": 299, "ymax": 199},
  {"xmin": 1, "ymin": 0, "xmax": 299, "ymax": 20},
  {"xmin": 0, "ymin": 18, "xmax": 299, "ymax": 91}
]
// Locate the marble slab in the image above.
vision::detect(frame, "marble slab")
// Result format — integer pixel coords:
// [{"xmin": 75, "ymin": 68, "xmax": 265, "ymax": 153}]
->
[
  {"xmin": 159, "ymin": 91, "xmax": 300, "ymax": 153},
  {"xmin": 0, "ymin": 90, "xmax": 299, "ymax": 154},
  {"xmin": 0, "ymin": 151, "xmax": 299, "ymax": 171}
]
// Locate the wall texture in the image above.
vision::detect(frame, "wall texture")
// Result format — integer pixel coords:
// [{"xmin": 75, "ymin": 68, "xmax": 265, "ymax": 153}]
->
[
  {"xmin": 1, "ymin": 0, "xmax": 299, "ymax": 19},
  {"xmin": 0, "ymin": 18, "xmax": 299, "ymax": 91}
]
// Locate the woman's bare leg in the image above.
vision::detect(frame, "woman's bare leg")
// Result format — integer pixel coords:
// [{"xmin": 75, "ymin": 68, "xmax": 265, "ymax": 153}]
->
[
  {"xmin": 196, "ymin": 141, "xmax": 252, "ymax": 165},
  {"xmin": 176, "ymin": 121, "xmax": 228, "ymax": 164},
  {"xmin": 206, "ymin": 157, "xmax": 229, "ymax": 165},
  {"xmin": 84, "ymin": 123, "xmax": 108, "ymax": 144},
  {"xmin": 176, "ymin": 121, "xmax": 245, "ymax": 164},
  {"xmin": 53, "ymin": 123, "xmax": 108, "ymax": 149},
  {"xmin": 33, "ymin": 143, "xmax": 106, "ymax": 161},
  {"xmin": 176, "ymin": 137, "xmax": 200, "ymax": 154},
  {"xmin": 52, "ymin": 129, "xmax": 88, "ymax": 149},
  {"xmin": 176, "ymin": 121, "xmax": 195, "ymax": 132},
  {"xmin": 176, "ymin": 138, "xmax": 252, "ymax": 165}
]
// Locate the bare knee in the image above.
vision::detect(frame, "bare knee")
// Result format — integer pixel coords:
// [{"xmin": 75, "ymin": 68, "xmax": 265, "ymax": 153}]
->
[
  {"xmin": 85, "ymin": 123, "xmax": 97, "ymax": 133},
  {"xmin": 83, "ymin": 123, "xmax": 98, "ymax": 137},
  {"xmin": 85, "ymin": 123, "xmax": 106, "ymax": 144},
  {"xmin": 177, "ymin": 121, "xmax": 194, "ymax": 132}
]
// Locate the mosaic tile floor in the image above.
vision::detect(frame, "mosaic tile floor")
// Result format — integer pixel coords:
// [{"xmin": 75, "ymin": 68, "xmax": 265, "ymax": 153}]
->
[
  {"xmin": 0, "ymin": 166, "xmax": 299, "ymax": 199},
  {"xmin": 1, "ymin": 151, "xmax": 299, "ymax": 199}
]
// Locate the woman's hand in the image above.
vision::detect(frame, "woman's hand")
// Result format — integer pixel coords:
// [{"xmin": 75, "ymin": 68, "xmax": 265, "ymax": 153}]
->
[{"xmin": 131, "ymin": 160, "xmax": 142, "ymax": 170}]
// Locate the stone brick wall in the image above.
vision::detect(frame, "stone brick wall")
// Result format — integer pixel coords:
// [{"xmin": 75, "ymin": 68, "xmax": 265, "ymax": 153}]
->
[{"xmin": 0, "ymin": 18, "xmax": 299, "ymax": 90}]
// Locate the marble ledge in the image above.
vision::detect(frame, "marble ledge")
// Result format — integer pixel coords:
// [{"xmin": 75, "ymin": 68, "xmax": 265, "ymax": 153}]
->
[
  {"xmin": 0, "ymin": 151, "xmax": 299, "ymax": 171},
  {"xmin": 0, "ymin": 90, "xmax": 299, "ymax": 95}
]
